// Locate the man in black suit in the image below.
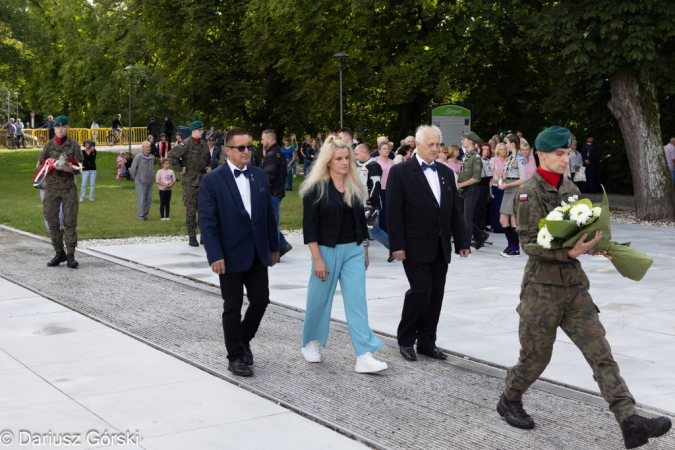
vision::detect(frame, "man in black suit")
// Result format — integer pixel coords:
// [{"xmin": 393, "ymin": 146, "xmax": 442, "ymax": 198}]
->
[
  {"xmin": 387, "ymin": 125, "xmax": 470, "ymax": 362},
  {"xmin": 198, "ymin": 127, "xmax": 280, "ymax": 377},
  {"xmin": 207, "ymin": 137, "xmax": 221, "ymax": 170}
]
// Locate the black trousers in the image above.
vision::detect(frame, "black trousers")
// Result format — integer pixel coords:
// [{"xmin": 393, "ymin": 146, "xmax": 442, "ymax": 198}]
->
[
  {"xmin": 398, "ymin": 239, "xmax": 449, "ymax": 349},
  {"xmin": 460, "ymin": 186, "xmax": 484, "ymax": 241},
  {"xmin": 473, "ymin": 183, "xmax": 490, "ymax": 233},
  {"xmin": 159, "ymin": 189, "xmax": 172, "ymax": 218},
  {"xmin": 219, "ymin": 253, "xmax": 270, "ymax": 361}
]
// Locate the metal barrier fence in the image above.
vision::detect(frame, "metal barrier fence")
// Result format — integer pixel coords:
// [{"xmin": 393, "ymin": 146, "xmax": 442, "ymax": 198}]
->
[{"xmin": 0, "ymin": 127, "xmax": 150, "ymax": 148}]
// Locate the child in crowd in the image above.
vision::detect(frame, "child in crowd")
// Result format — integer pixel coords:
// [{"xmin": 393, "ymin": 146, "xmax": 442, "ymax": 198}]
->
[
  {"xmin": 117, "ymin": 150, "xmax": 130, "ymax": 180},
  {"xmin": 156, "ymin": 158, "xmax": 175, "ymax": 220},
  {"xmin": 158, "ymin": 133, "xmax": 170, "ymax": 159}
]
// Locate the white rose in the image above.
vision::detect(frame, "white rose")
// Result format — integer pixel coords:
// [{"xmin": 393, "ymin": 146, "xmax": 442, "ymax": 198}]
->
[{"xmin": 592, "ymin": 207, "xmax": 602, "ymax": 218}]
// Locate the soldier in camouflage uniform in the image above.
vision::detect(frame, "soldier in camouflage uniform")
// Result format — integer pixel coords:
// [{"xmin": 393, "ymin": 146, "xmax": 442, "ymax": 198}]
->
[
  {"xmin": 168, "ymin": 121, "xmax": 211, "ymax": 247},
  {"xmin": 497, "ymin": 126, "xmax": 671, "ymax": 449},
  {"xmin": 37, "ymin": 116, "xmax": 83, "ymax": 268}
]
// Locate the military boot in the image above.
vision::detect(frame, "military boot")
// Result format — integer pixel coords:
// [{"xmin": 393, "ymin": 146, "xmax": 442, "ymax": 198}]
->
[
  {"xmin": 497, "ymin": 394, "xmax": 535, "ymax": 429},
  {"xmin": 47, "ymin": 251, "xmax": 67, "ymax": 267},
  {"xmin": 621, "ymin": 414, "xmax": 672, "ymax": 449},
  {"xmin": 189, "ymin": 236, "xmax": 199, "ymax": 247},
  {"xmin": 66, "ymin": 253, "xmax": 79, "ymax": 269}
]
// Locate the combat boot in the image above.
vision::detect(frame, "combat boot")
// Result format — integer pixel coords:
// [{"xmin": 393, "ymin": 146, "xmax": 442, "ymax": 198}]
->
[
  {"xmin": 621, "ymin": 414, "xmax": 672, "ymax": 449},
  {"xmin": 189, "ymin": 236, "xmax": 199, "ymax": 247},
  {"xmin": 497, "ymin": 394, "xmax": 535, "ymax": 429},
  {"xmin": 47, "ymin": 251, "xmax": 67, "ymax": 267},
  {"xmin": 66, "ymin": 253, "xmax": 79, "ymax": 269}
]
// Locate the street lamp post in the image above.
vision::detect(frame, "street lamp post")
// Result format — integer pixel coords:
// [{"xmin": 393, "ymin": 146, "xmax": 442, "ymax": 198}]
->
[
  {"xmin": 124, "ymin": 66, "xmax": 135, "ymax": 153},
  {"xmin": 14, "ymin": 92, "xmax": 19, "ymax": 119},
  {"xmin": 332, "ymin": 52, "xmax": 349, "ymax": 129}
]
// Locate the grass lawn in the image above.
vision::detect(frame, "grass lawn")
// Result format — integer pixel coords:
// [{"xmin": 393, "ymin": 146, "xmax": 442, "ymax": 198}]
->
[{"xmin": 0, "ymin": 150, "xmax": 304, "ymax": 240}]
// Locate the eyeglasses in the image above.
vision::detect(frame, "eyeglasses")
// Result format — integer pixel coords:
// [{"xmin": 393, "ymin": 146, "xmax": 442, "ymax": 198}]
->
[{"xmin": 226, "ymin": 145, "xmax": 254, "ymax": 152}]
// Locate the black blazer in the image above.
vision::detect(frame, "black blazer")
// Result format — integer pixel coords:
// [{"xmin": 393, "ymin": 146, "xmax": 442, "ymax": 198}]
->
[
  {"xmin": 386, "ymin": 157, "xmax": 469, "ymax": 264},
  {"xmin": 303, "ymin": 180, "xmax": 369, "ymax": 247}
]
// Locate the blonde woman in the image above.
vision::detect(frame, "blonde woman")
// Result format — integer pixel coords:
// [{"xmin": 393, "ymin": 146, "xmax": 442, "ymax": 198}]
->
[
  {"xmin": 299, "ymin": 136, "xmax": 388, "ymax": 373},
  {"xmin": 520, "ymin": 138, "xmax": 536, "ymax": 179},
  {"xmin": 446, "ymin": 145, "xmax": 461, "ymax": 177}
]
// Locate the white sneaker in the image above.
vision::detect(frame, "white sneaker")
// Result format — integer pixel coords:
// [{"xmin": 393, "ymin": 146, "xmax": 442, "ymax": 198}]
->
[
  {"xmin": 355, "ymin": 352, "xmax": 388, "ymax": 373},
  {"xmin": 301, "ymin": 340, "xmax": 322, "ymax": 363}
]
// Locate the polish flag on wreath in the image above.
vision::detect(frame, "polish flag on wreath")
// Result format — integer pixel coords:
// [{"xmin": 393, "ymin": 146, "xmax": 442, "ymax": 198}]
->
[{"xmin": 33, "ymin": 157, "xmax": 82, "ymax": 183}]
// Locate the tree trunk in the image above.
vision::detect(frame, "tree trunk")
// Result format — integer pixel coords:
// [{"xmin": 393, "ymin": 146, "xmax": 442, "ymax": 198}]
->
[{"xmin": 607, "ymin": 70, "xmax": 675, "ymax": 220}]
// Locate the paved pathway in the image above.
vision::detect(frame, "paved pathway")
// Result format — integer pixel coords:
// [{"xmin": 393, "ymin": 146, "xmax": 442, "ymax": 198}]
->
[
  {"xmin": 91, "ymin": 223, "xmax": 675, "ymax": 415},
  {"xmin": 2, "ymin": 226, "xmax": 674, "ymax": 449},
  {"xmin": 0, "ymin": 277, "xmax": 365, "ymax": 450}
]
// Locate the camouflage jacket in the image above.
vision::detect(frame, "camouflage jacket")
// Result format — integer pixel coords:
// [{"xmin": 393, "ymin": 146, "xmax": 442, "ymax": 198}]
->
[
  {"xmin": 38, "ymin": 137, "xmax": 83, "ymax": 188},
  {"xmin": 514, "ymin": 171, "xmax": 588, "ymax": 287},
  {"xmin": 168, "ymin": 137, "xmax": 211, "ymax": 187}
]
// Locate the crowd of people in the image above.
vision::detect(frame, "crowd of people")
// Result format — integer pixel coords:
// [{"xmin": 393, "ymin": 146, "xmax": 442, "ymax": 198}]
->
[{"xmin": 33, "ymin": 114, "xmax": 673, "ymax": 448}]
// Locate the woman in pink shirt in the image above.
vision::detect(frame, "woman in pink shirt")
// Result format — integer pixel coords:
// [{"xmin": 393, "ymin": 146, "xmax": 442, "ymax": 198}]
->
[
  {"xmin": 376, "ymin": 142, "xmax": 395, "ymax": 233},
  {"xmin": 446, "ymin": 145, "xmax": 461, "ymax": 178},
  {"xmin": 489, "ymin": 143, "xmax": 508, "ymax": 232}
]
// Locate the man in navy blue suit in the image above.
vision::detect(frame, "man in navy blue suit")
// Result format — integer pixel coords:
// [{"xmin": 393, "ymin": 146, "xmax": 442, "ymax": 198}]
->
[{"xmin": 199, "ymin": 127, "xmax": 280, "ymax": 377}]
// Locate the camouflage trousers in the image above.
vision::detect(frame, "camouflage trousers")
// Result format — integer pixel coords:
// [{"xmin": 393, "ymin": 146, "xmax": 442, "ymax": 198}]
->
[
  {"xmin": 182, "ymin": 184, "xmax": 199, "ymax": 237},
  {"xmin": 503, "ymin": 280, "xmax": 636, "ymax": 423},
  {"xmin": 43, "ymin": 181, "xmax": 79, "ymax": 254}
]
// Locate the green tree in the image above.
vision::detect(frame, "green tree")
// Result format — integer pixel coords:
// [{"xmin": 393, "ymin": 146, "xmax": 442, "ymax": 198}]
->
[{"xmin": 529, "ymin": 0, "xmax": 675, "ymax": 220}]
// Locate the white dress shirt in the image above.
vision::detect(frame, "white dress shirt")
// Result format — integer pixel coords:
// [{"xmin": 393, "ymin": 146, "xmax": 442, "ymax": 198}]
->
[
  {"xmin": 227, "ymin": 159, "xmax": 252, "ymax": 218},
  {"xmin": 416, "ymin": 154, "xmax": 441, "ymax": 205}
]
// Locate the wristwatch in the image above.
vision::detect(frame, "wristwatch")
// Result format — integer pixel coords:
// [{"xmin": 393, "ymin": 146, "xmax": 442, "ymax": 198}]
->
[{"xmin": 362, "ymin": 240, "xmax": 369, "ymax": 247}]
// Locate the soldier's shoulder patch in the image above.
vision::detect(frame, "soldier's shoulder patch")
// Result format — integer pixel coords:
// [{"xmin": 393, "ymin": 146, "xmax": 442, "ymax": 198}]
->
[{"xmin": 519, "ymin": 193, "xmax": 528, "ymax": 201}]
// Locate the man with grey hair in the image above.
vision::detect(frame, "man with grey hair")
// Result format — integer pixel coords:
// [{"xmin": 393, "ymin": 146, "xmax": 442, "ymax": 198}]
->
[
  {"xmin": 130, "ymin": 141, "xmax": 156, "ymax": 220},
  {"xmin": 387, "ymin": 124, "xmax": 470, "ymax": 362},
  {"xmin": 665, "ymin": 137, "xmax": 675, "ymax": 185}
]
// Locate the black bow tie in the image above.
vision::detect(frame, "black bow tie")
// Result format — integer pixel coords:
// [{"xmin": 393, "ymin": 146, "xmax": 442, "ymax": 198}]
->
[
  {"xmin": 421, "ymin": 162, "xmax": 437, "ymax": 172},
  {"xmin": 234, "ymin": 169, "xmax": 251, "ymax": 178}
]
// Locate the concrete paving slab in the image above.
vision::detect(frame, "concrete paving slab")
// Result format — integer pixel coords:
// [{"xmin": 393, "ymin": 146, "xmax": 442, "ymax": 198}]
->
[{"xmin": 89, "ymin": 221, "xmax": 675, "ymax": 414}]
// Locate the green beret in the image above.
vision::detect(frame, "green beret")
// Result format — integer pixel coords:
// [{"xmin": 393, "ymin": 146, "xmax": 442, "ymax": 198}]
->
[
  {"xmin": 189, "ymin": 121, "xmax": 204, "ymax": 131},
  {"xmin": 53, "ymin": 116, "xmax": 69, "ymax": 127},
  {"xmin": 461, "ymin": 131, "xmax": 482, "ymax": 143},
  {"xmin": 535, "ymin": 126, "xmax": 573, "ymax": 152}
]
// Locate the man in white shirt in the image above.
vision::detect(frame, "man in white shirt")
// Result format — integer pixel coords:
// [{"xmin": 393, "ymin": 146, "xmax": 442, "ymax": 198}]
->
[
  {"xmin": 664, "ymin": 137, "xmax": 675, "ymax": 185},
  {"xmin": 198, "ymin": 127, "xmax": 279, "ymax": 378},
  {"xmin": 386, "ymin": 125, "xmax": 469, "ymax": 362}
]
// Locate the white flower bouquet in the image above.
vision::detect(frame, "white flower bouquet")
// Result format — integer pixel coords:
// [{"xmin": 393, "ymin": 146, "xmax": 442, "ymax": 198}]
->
[{"xmin": 532, "ymin": 188, "xmax": 653, "ymax": 281}]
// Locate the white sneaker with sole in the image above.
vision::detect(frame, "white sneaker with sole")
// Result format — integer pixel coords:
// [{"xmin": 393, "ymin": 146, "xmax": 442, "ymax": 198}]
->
[
  {"xmin": 302, "ymin": 340, "xmax": 322, "ymax": 363},
  {"xmin": 355, "ymin": 352, "xmax": 388, "ymax": 373}
]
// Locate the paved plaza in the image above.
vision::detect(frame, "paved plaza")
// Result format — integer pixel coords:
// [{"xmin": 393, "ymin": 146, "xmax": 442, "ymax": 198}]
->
[
  {"xmin": 91, "ymin": 223, "xmax": 675, "ymax": 415},
  {"xmin": 1, "ymin": 223, "xmax": 673, "ymax": 449}
]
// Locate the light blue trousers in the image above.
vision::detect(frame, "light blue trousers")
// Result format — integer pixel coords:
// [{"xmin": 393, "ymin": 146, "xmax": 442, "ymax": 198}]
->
[
  {"xmin": 302, "ymin": 243, "xmax": 384, "ymax": 356},
  {"xmin": 80, "ymin": 170, "xmax": 97, "ymax": 201}
]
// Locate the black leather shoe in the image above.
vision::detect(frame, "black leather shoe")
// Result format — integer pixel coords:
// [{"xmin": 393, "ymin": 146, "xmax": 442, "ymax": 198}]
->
[
  {"xmin": 228, "ymin": 358, "xmax": 253, "ymax": 377},
  {"xmin": 242, "ymin": 343, "xmax": 253, "ymax": 366},
  {"xmin": 621, "ymin": 414, "xmax": 672, "ymax": 449},
  {"xmin": 387, "ymin": 252, "xmax": 396, "ymax": 263},
  {"xmin": 280, "ymin": 242, "xmax": 293, "ymax": 257},
  {"xmin": 417, "ymin": 346, "xmax": 447, "ymax": 360},
  {"xmin": 497, "ymin": 394, "xmax": 535, "ymax": 429},
  {"xmin": 189, "ymin": 236, "xmax": 199, "ymax": 247},
  {"xmin": 47, "ymin": 251, "xmax": 67, "ymax": 267},
  {"xmin": 200, "ymin": 236, "xmax": 203, "ymax": 245},
  {"xmin": 474, "ymin": 233, "xmax": 488, "ymax": 250},
  {"xmin": 66, "ymin": 253, "xmax": 79, "ymax": 268},
  {"xmin": 399, "ymin": 346, "xmax": 417, "ymax": 361}
]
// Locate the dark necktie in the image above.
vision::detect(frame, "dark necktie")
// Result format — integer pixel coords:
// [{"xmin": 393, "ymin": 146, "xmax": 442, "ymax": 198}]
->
[
  {"xmin": 234, "ymin": 169, "xmax": 251, "ymax": 178},
  {"xmin": 421, "ymin": 162, "xmax": 437, "ymax": 172}
]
